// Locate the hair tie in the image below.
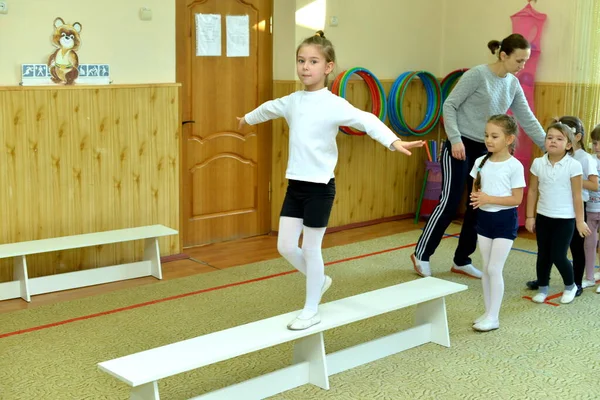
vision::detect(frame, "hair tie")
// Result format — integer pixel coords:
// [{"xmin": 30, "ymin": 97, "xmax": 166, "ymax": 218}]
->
[
  {"xmin": 559, "ymin": 123, "xmax": 577, "ymax": 134},
  {"xmin": 477, "ymin": 167, "xmax": 482, "ymax": 172}
]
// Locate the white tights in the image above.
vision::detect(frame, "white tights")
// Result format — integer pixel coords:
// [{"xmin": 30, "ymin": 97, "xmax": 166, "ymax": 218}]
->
[
  {"xmin": 477, "ymin": 235, "xmax": 513, "ymax": 322},
  {"xmin": 277, "ymin": 217, "xmax": 327, "ymax": 318}
]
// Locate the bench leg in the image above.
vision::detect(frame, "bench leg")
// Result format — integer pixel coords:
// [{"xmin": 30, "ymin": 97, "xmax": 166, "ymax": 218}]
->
[
  {"xmin": 14, "ymin": 255, "xmax": 31, "ymax": 302},
  {"xmin": 292, "ymin": 332, "xmax": 329, "ymax": 390},
  {"xmin": 130, "ymin": 381, "xmax": 159, "ymax": 400},
  {"xmin": 415, "ymin": 297, "xmax": 450, "ymax": 347},
  {"xmin": 144, "ymin": 237, "xmax": 162, "ymax": 280}
]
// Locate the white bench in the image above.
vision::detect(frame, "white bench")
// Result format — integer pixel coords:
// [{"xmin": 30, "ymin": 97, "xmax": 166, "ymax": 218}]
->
[
  {"xmin": 0, "ymin": 224, "xmax": 178, "ymax": 302},
  {"xmin": 98, "ymin": 276, "xmax": 467, "ymax": 400}
]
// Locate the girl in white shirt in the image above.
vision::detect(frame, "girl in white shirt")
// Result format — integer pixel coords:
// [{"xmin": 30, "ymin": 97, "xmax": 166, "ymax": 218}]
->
[
  {"xmin": 562, "ymin": 117, "xmax": 598, "ymax": 291},
  {"xmin": 525, "ymin": 122, "xmax": 591, "ymax": 305},
  {"xmin": 525, "ymin": 116, "xmax": 598, "ymax": 294},
  {"xmin": 237, "ymin": 31, "xmax": 423, "ymax": 330},
  {"xmin": 469, "ymin": 115, "xmax": 525, "ymax": 332},
  {"xmin": 584, "ymin": 125, "xmax": 600, "ymax": 292}
]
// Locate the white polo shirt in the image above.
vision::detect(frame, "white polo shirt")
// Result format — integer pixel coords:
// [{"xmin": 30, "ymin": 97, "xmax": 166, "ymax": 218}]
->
[
  {"xmin": 531, "ymin": 153, "xmax": 583, "ymax": 219},
  {"xmin": 469, "ymin": 155, "xmax": 525, "ymax": 212},
  {"xmin": 587, "ymin": 156, "xmax": 600, "ymax": 212},
  {"xmin": 572, "ymin": 148, "xmax": 598, "ymax": 202}
]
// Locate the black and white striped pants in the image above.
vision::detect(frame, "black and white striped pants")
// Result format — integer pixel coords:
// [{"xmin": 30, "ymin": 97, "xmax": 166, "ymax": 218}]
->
[{"xmin": 414, "ymin": 137, "xmax": 487, "ymax": 265}]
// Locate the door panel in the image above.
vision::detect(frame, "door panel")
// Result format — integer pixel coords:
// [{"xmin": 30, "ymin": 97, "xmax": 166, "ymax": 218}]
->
[{"xmin": 176, "ymin": 0, "xmax": 272, "ymax": 247}]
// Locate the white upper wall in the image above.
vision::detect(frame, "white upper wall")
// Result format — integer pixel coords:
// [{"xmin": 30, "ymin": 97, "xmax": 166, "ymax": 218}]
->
[
  {"xmin": 0, "ymin": 0, "xmax": 175, "ymax": 85},
  {"xmin": 322, "ymin": 0, "xmax": 444, "ymax": 79},
  {"xmin": 0, "ymin": 0, "xmax": 583, "ymax": 85},
  {"xmin": 274, "ymin": 0, "xmax": 444, "ymax": 80},
  {"xmin": 273, "ymin": 0, "xmax": 298, "ymax": 81},
  {"xmin": 274, "ymin": 0, "xmax": 579, "ymax": 83},
  {"xmin": 442, "ymin": 0, "xmax": 576, "ymax": 83}
]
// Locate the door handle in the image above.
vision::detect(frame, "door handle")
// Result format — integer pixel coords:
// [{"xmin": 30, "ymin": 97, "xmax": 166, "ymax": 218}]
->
[{"xmin": 182, "ymin": 120, "xmax": 195, "ymax": 125}]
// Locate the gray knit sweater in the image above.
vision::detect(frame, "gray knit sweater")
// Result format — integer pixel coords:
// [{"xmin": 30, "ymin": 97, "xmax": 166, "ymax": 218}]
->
[{"xmin": 443, "ymin": 64, "xmax": 546, "ymax": 148}]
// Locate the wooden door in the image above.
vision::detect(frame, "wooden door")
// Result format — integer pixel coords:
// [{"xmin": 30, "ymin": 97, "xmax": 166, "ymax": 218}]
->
[{"xmin": 176, "ymin": 0, "xmax": 273, "ymax": 247}]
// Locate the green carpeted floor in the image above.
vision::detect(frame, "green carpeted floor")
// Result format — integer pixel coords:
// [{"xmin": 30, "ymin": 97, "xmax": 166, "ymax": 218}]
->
[{"xmin": 0, "ymin": 228, "xmax": 599, "ymax": 400}]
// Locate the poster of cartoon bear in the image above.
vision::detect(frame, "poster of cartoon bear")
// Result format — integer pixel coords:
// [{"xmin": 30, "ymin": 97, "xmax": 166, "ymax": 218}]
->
[
  {"xmin": 47, "ymin": 17, "xmax": 82, "ymax": 85},
  {"xmin": 21, "ymin": 17, "xmax": 109, "ymax": 85}
]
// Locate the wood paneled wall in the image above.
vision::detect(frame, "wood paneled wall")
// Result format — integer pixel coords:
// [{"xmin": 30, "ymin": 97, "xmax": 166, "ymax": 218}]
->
[
  {"xmin": 530, "ymin": 82, "xmax": 600, "ymax": 157},
  {"xmin": 1, "ymin": 81, "xmax": 593, "ymax": 282},
  {"xmin": 271, "ymin": 80, "xmax": 599, "ymax": 231},
  {"xmin": 0, "ymin": 84, "xmax": 180, "ymax": 282}
]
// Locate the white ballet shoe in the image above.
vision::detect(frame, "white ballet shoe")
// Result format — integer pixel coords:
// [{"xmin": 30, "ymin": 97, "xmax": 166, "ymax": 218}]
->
[
  {"xmin": 473, "ymin": 318, "xmax": 499, "ymax": 332},
  {"xmin": 451, "ymin": 263, "xmax": 482, "ymax": 279},
  {"xmin": 287, "ymin": 313, "xmax": 321, "ymax": 330}
]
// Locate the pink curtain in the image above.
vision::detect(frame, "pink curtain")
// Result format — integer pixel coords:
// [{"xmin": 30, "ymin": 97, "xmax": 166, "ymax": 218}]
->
[{"xmin": 511, "ymin": 2, "xmax": 547, "ymax": 226}]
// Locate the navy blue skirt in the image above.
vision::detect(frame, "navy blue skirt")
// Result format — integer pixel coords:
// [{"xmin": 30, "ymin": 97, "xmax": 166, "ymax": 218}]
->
[{"xmin": 476, "ymin": 208, "xmax": 518, "ymax": 240}]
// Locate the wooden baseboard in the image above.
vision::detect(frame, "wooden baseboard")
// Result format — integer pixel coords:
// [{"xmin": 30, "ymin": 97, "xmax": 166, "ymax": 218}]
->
[
  {"xmin": 326, "ymin": 214, "xmax": 414, "ymax": 233},
  {"xmin": 160, "ymin": 253, "xmax": 189, "ymax": 263}
]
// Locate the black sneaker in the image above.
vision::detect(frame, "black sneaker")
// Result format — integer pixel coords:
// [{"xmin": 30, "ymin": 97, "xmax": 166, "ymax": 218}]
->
[
  {"xmin": 526, "ymin": 280, "xmax": 539, "ymax": 290},
  {"xmin": 575, "ymin": 285, "xmax": 583, "ymax": 297}
]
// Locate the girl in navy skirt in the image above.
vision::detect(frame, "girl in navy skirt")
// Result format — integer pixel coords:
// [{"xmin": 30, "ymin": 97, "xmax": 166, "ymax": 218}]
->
[{"xmin": 469, "ymin": 115, "xmax": 525, "ymax": 332}]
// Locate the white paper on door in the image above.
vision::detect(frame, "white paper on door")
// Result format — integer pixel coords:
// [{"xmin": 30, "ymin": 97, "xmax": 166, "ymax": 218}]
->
[
  {"xmin": 195, "ymin": 13, "xmax": 221, "ymax": 56},
  {"xmin": 226, "ymin": 15, "xmax": 249, "ymax": 57}
]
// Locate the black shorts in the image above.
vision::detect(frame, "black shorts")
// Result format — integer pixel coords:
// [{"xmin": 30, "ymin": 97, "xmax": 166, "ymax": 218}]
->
[
  {"xmin": 476, "ymin": 208, "xmax": 518, "ymax": 240},
  {"xmin": 280, "ymin": 179, "xmax": 336, "ymax": 228}
]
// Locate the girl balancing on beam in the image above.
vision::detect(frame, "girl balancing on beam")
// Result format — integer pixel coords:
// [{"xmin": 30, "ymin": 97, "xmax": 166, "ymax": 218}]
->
[{"xmin": 237, "ymin": 31, "xmax": 424, "ymax": 330}]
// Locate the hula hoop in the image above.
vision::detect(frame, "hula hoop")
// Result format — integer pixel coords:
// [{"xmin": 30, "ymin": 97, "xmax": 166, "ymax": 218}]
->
[
  {"xmin": 440, "ymin": 68, "xmax": 468, "ymax": 125},
  {"xmin": 440, "ymin": 68, "xmax": 469, "ymax": 101},
  {"xmin": 387, "ymin": 70, "xmax": 442, "ymax": 137},
  {"xmin": 331, "ymin": 67, "xmax": 387, "ymax": 136}
]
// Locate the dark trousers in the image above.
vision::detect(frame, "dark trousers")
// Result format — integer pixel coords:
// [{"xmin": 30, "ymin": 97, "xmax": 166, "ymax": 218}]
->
[
  {"xmin": 570, "ymin": 202, "xmax": 587, "ymax": 286},
  {"xmin": 415, "ymin": 138, "xmax": 487, "ymax": 265},
  {"xmin": 535, "ymin": 214, "xmax": 575, "ymax": 287}
]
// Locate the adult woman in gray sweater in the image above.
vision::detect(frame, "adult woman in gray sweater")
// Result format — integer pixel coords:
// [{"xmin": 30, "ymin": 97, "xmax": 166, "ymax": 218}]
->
[{"xmin": 411, "ymin": 33, "xmax": 546, "ymax": 278}]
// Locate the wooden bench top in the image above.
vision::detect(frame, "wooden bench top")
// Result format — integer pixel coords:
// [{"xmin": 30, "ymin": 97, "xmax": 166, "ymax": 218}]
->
[
  {"xmin": 98, "ymin": 277, "xmax": 467, "ymax": 387},
  {"xmin": 0, "ymin": 225, "xmax": 177, "ymax": 259}
]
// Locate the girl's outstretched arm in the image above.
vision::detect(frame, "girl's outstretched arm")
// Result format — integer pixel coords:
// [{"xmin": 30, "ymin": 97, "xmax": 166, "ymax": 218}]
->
[
  {"xmin": 335, "ymin": 99, "xmax": 423, "ymax": 155},
  {"xmin": 390, "ymin": 139, "xmax": 424, "ymax": 156},
  {"xmin": 237, "ymin": 116, "xmax": 247, "ymax": 130},
  {"xmin": 240, "ymin": 95, "xmax": 291, "ymax": 127}
]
